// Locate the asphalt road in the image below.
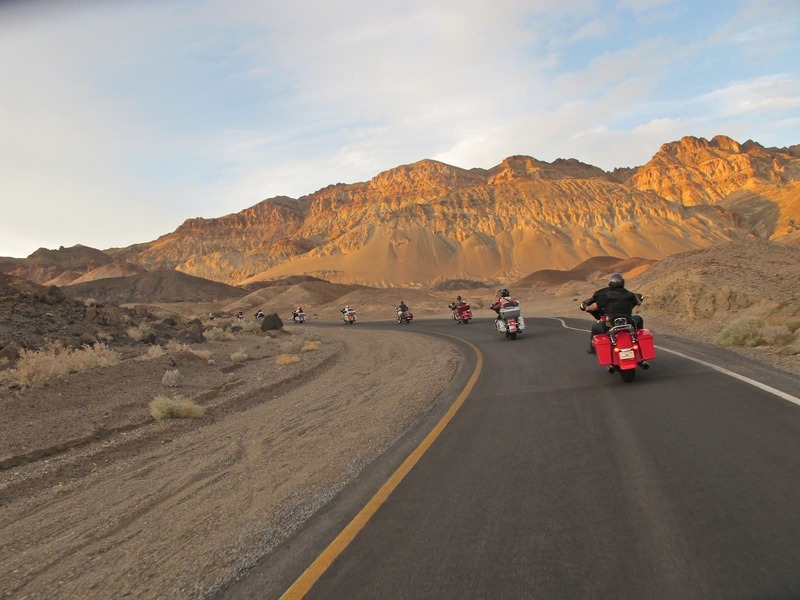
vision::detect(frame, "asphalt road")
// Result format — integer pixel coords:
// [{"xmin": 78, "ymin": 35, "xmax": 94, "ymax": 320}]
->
[{"xmin": 220, "ymin": 316, "xmax": 800, "ymax": 600}]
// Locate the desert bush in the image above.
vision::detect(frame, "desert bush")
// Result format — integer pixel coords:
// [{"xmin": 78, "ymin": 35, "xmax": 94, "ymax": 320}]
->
[
  {"xmin": 276, "ymin": 353, "xmax": 301, "ymax": 365},
  {"xmin": 230, "ymin": 349, "xmax": 248, "ymax": 364},
  {"xmin": 761, "ymin": 325, "xmax": 795, "ymax": 346},
  {"xmin": 162, "ymin": 369, "xmax": 184, "ymax": 387},
  {"xmin": 204, "ymin": 326, "xmax": 235, "ymax": 341},
  {"xmin": 301, "ymin": 340, "xmax": 322, "ymax": 352},
  {"xmin": 149, "ymin": 395, "xmax": 205, "ymax": 421},
  {"xmin": 190, "ymin": 348, "xmax": 212, "ymax": 360},
  {"xmin": 15, "ymin": 342, "xmax": 120, "ymax": 388},
  {"xmin": 166, "ymin": 340, "xmax": 191, "ymax": 353},
  {"xmin": 716, "ymin": 317, "xmax": 797, "ymax": 348},
  {"xmin": 83, "ymin": 298, "xmax": 97, "ymax": 307},
  {"xmin": 126, "ymin": 322, "xmax": 152, "ymax": 342},
  {"xmin": 135, "ymin": 345, "xmax": 166, "ymax": 361},
  {"xmin": 239, "ymin": 320, "xmax": 262, "ymax": 334},
  {"xmin": 715, "ymin": 317, "xmax": 765, "ymax": 347}
]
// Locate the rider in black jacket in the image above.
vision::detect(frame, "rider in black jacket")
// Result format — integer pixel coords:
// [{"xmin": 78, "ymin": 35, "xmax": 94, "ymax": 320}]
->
[{"xmin": 583, "ymin": 273, "xmax": 643, "ymax": 353}]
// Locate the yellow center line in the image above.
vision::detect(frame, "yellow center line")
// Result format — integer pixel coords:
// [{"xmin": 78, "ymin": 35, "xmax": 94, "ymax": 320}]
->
[{"xmin": 280, "ymin": 334, "xmax": 484, "ymax": 599}]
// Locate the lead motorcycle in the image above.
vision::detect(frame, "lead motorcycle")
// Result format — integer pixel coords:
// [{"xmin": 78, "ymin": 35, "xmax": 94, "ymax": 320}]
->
[
  {"xmin": 494, "ymin": 302, "xmax": 526, "ymax": 340},
  {"xmin": 342, "ymin": 308, "xmax": 357, "ymax": 324},
  {"xmin": 396, "ymin": 307, "xmax": 414, "ymax": 324},
  {"xmin": 590, "ymin": 316, "xmax": 655, "ymax": 383},
  {"xmin": 292, "ymin": 310, "xmax": 306, "ymax": 324}
]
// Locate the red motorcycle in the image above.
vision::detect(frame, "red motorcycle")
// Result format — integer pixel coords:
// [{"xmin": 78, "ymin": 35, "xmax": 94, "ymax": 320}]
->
[
  {"xmin": 396, "ymin": 308, "xmax": 414, "ymax": 324},
  {"xmin": 449, "ymin": 302, "xmax": 473, "ymax": 324},
  {"xmin": 591, "ymin": 317, "xmax": 655, "ymax": 382}
]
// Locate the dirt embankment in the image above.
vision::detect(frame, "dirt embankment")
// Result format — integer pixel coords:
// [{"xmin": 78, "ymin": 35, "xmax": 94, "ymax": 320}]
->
[{"xmin": 0, "ymin": 326, "xmax": 460, "ymax": 599}]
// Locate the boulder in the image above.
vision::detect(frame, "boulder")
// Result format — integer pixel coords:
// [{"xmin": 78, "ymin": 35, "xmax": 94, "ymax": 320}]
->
[
  {"xmin": 175, "ymin": 324, "xmax": 206, "ymax": 344},
  {"xmin": 260, "ymin": 312, "xmax": 284, "ymax": 331}
]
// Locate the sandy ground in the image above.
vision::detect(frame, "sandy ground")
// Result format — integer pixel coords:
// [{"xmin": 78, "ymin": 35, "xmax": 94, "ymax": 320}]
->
[{"xmin": 0, "ymin": 325, "xmax": 459, "ymax": 599}]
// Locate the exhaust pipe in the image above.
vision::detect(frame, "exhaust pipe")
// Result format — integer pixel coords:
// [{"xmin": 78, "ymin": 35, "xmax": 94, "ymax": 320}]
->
[
  {"xmin": 607, "ymin": 366, "xmax": 616, "ymax": 375},
  {"xmin": 639, "ymin": 361, "xmax": 650, "ymax": 370}
]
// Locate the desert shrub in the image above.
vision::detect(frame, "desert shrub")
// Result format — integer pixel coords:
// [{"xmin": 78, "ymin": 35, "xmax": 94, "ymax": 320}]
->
[
  {"xmin": 230, "ymin": 349, "xmax": 248, "ymax": 364},
  {"xmin": 16, "ymin": 342, "xmax": 120, "ymax": 388},
  {"xmin": 715, "ymin": 317, "xmax": 765, "ymax": 347},
  {"xmin": 239, "ymin": 320, "xmax": 262, "ymax": 334},
  {"xmin": 301, "ymin": 340, "xmax": 322, "ymax": 352},
  {"xmin": 761, "ymin": 325, "xmax": 795, "ymax": 346},
  {"xmin": 136, "ymin": 345, "xmax": 166, "ymax": 361},
  {"xmin": 83, "ymin": 298, "xmax": 97, "ymax": 307},
  {"xmin": 162, "ymin": 369, "xmax": 184, "ymax": 387},
  {"xmin": 190, "ymin": 348, "xmax": 212, "ymax": 360},
  {"xmin": 126, "ymin": 322, "xmax": 152, "ymax": 342},
  {"xmin": 204, "ymin": 327, "xmax": 234, "ymax": 341},
  {"xmin": 276, "ymin": 353, "xmax": 301, "ymax": 365},
  {"xmin": 149, "ymin": 395, "xmax": 205, "ymax": 421},
  {"xmin": 166, "ymin": 340, "xmax": 191, "ymax": 353}
]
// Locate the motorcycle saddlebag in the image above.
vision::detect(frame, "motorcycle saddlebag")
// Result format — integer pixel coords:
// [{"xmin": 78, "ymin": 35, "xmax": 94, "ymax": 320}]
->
[
  {"xmin": 637, "ymin": 329, "xmax": 656, "ymax": 360},
  {"xmin": 592, "ymin": 334, "xmax": 613, "ymax": 365}
]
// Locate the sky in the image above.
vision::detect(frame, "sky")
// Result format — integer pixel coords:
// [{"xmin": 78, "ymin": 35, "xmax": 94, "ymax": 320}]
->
[{"xmin": 1, "ymin": 0, "xmax": 798, "ymax": 258}]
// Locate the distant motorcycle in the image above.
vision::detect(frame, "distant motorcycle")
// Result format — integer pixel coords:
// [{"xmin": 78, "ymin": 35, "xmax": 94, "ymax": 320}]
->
[
  {"xmin": 449, "ymin": 302, "xmax": 473, "ymax": 324},
  {"xmin": 292, "ymin": 311, "xmax": 306, "ymax": 324},
  {"xmin": 342, "ymin": 308, "xmax": 357, "ymax": 324},
  {"xmin": 396, "ymin": 307, "xmax": 414, "ymax": 324},
  {"xmin": 590, "ymin": 316, "xmax": 655, "ymax": 383},
  {"xmin": 494, "ymin": 302, "xmax": 526, "ymax": 340}
]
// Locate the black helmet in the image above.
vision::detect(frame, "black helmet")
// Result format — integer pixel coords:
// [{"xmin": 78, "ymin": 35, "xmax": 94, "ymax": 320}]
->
[
  {"xmin": 608, "ymin": 273, "xmax": 625, "ymax": 289},
  {"xmin": 500, "ymin": 288, "xmax": 510, "ymax": 297}
]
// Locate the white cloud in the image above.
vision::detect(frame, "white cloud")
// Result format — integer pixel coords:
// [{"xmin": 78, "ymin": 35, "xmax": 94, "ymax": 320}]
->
[{"xmin": 1, "ymin": 0, "xmax": 798, "ymax": 257}]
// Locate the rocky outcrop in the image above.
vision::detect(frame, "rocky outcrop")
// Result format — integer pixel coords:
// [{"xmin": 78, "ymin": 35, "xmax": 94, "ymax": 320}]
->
[{"xmin": 2, "ymin": 136, "xmax": 798, "ymax": 288}]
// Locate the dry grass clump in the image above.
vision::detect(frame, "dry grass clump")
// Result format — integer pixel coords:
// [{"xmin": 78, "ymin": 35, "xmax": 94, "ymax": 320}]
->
[
  {"xmin": 126, "ymin": 322, "xmax": 152, "ymax": 342},
  {"xmin": 162, "ymin": 369, "xmax": 184, "ymax": 387},
  {"xmin": 276, "ymin": 353, "xmax": 301, "ymax": 365},
  {"xmin": 715, "ymin": 317, "xmax": 796, "ymax": 348},
  {"xmin": 166, "ymin": 340, "xmax": 191, "ymax": 353},
  {"xmin": 135, "ymin": 345, "xmax": 166, "ymax": 361},
  {"xmin": 149, "ymin": 395, "xmax": 205, "ymax": 421},
  {"xmin": 204, "ymin": 326, "xmax": 235, "ymax": 341},
  {"xmin": 301, "ymin": 340, "xmax": 322, "ymax": 352},
  {"xmin": 230, "ymin": 349, "xmax": 248, "ymax": 364},
  {"xmin": 237, "ymin": 320, "xmax": 263, "ymax": 334},
  {"xmin": 15, "ymin": 342, "xmax": 120, "ymax": 388}
]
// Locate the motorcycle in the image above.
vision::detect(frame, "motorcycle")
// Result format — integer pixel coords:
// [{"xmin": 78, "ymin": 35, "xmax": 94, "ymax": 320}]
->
[
  {"xmin": 292, "ymin": 311, "xmax": 306, "ymax": 324},
  {"xmin": 494, "ymin": 303, "xmax": 525, "ymax": 340},
  {"xmin": 342, "ymin": 309, "xmax": 357, "ymax": 324},
  {"xmin": 396, "ymin": 307, "xmax": 413, "ymax": 324},
  {"xmin": 590, "ymin": 316, "xmax": 655, "ymax": 383},
  {"xmin": 448, "ymin": 302, "xmax": 473, "ymax": 324}
]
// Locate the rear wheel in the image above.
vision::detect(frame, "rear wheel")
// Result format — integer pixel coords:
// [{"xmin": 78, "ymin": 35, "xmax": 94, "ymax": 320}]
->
[
  {"xmin": 621, "ymin": 369, "xmax": 636, "ymax": 383},
  {"xmin": 509, "ymin": 332, "xmax": 517, "ymax": 340}
]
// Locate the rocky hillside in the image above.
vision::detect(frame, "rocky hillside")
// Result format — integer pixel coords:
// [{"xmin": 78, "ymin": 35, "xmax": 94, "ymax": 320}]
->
[{"xmin": 3, "ymin": 135, "xmax": 798, "ymax": 287}]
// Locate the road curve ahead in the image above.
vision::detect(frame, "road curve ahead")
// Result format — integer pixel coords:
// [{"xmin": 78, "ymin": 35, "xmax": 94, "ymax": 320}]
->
[{"xmin": 221, "ymin": 316, "xmax": 800, "ymax": 600}]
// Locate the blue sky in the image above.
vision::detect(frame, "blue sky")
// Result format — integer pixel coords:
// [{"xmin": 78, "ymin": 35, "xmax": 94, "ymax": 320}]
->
[{"xmin": 1, "ymin": 0, "xmax": 798, "ymax": 258}]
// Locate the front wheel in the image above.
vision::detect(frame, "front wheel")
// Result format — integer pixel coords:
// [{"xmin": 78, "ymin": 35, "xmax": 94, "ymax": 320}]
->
[{"xmin": 621, "ymin": 369, "xmax": 636, "ymax": 383}]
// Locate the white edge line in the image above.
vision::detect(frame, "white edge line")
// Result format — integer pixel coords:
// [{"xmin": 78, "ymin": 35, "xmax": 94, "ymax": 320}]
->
[{"xmin": 548, "ymin": 317, "xmax": 800, "ymax": 407}]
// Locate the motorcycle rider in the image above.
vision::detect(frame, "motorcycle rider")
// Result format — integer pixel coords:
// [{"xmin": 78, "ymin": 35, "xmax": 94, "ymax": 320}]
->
[
  {"xmin": 292, "ymin": 306, "xmax": 304, "ymax": 321},
  {"xmin": 490, "ymin": 288, "xmax": 517, "ymax": 322},
  {"xmin": 254, "ymin": 309, "xmax": 265, "ymax": 319},
  {"xmin": 397, "ymin": 300, "xmax": 409, "ymax": 314},
  {"xmin": 583, "ymin": 273, "xmax": 643, "ymax": 353}
]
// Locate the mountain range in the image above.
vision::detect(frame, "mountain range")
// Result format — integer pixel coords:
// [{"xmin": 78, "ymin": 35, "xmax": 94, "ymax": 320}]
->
[{"xmin": 2, "ymin": 135, "xmax": 798, "ymax": 288}]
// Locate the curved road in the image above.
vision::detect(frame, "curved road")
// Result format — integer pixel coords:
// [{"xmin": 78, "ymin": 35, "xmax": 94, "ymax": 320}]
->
[{"xmin": 220, "ymin": 316, "xmax": 800, "ymax": 600}]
